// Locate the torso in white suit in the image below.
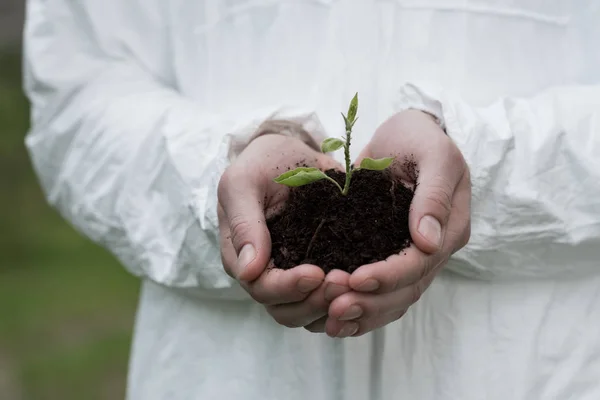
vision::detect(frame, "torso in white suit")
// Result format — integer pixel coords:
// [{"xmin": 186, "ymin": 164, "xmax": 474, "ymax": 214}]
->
[
  {"xmin": 129, "ymin": 2, "xmax": 600, "ymax": 399},
  {"xmin": 23, "ymin": 0, "xmax": 600, "ymax": 399}
]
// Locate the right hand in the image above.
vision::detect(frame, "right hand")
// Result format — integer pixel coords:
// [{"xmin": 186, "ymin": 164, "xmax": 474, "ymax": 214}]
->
[
  {"xmin": 324, "ymin": 110, "xmax": 471, "ymax": 337},
  {"xmin": 218, "ymin": 133, "xmax": 350, "ymax": 330}
]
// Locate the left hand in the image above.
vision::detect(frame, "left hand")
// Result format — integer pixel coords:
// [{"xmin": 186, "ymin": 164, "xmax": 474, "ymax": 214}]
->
[
  {"xmin": 325, "ymin": 110, "xmax": 472, "ymax": 338},
  {"xmin": 218, "ymin": 133, "xmax": 351, "ymax": 330}
]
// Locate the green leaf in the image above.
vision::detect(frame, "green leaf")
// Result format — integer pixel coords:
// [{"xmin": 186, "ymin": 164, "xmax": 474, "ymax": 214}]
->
[
  {"xmin": 346, "ymin": 93, "xmax": 359, "ymax": 123},
  {"xmin": 321, "ymin": 137, "xmax": 345, "ymax": 153},
  {"xmin": 359, "ymin": 157, "xmax": 394, "ymax": 171},
  {"xmin": 273, "ymin": 167, "xmax": 328, "ymax": 187}
]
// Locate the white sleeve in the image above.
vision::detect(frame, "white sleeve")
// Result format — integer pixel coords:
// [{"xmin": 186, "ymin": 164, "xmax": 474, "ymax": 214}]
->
[
  {"xmin": 23, "ymin": 0, "xmax": 324, "ymax": 293},
  {"xmin": 395, "ymin": 83, "xmax": 600, "ymax": 280}
]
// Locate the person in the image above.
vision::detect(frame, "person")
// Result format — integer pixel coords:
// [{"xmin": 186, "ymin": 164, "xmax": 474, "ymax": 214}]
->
[{"xmin": 23, "ymin": 0, "xmax": 600, "ymax": 399}]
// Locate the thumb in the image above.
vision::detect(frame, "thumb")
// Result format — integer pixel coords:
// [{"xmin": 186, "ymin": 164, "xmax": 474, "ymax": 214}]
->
[
  {"xmin": 218, "ymin": 171, "xmax": 271, "ymax": 282},
  {"xmin": 409, "ymin": 136, "xmax": 466, "ymax": 254},
  {"xmin": 409, "ymin": 174, "xmax": 455, "ymax": 255}
]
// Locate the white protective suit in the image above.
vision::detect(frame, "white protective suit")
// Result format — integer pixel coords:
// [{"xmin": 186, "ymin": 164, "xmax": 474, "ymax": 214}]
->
[{"xmin": 24, "ymin": 0, "xmax": 600, "ymax": 399}]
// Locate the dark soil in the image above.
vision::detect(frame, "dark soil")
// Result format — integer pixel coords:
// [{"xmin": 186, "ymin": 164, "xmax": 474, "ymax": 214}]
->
[{"xmin": 267, "ymin": 168, "xmax": 414, "ymax": 273}]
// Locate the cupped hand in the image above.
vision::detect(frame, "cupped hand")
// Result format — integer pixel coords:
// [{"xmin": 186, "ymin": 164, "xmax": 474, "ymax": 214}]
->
[
  {"xmin": 218, "ymin": 132, "xmax": 350, "ymax": 329},
  {"xmin": 325, "ymin": 110, "xmax": 471, "ymax": 338}
]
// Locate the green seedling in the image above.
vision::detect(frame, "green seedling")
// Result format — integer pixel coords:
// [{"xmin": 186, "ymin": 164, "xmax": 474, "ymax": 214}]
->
[{"xmin": 273, "ymin": 93, "xmax": 394, "ymax": 195}]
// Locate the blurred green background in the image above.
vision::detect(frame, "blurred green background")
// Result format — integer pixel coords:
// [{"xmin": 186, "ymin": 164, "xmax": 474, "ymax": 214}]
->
[{"xmin": 1, "ymin": 21, "xmax": 140, "ymax": 400}]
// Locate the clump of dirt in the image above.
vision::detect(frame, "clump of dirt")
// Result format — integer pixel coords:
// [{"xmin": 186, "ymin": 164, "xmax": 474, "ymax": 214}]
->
[{"xmin": 267, "ymin": 166, "xmax": 414, "ymax": 273}]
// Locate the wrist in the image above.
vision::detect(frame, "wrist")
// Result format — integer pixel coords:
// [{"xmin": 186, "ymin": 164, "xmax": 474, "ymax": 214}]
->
[
  {"xmin": 229, "ymin": 119, "xmax": 321, "ymax": 161},
  {"xmin": 398, "ymin": 109, "xmax": 446, "ymax": 134},
  {"xmin": 251, "ymin": 119, "xmax": 321, "ymax": 151}
]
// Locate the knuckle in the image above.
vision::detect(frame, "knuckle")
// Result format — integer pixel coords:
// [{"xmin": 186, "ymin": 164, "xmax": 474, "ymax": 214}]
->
[
  {"xmin": 425, "ymin": 187, "xmax": 453, "ymax": 216},
  {"xmin": 228, "ymin": 214, "xmax": 252, "ymax": 247},
  {"xmin": 448, "ymin": 216, "xmax": 471, "ymax": 253},
  {"xmin": 422, "ymin": 176, "xmax": 453, "ymax": 216}
]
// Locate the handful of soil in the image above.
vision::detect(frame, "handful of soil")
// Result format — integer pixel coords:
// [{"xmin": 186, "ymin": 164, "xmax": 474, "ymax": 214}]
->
[{"xmin": 267, "ymin": 168, "xmax": 414, "ymax": 273}]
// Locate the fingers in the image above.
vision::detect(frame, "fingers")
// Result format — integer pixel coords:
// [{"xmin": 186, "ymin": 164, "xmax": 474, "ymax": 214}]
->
[
  {"xmin": 348, "ymin": 244, "xmax": 440, "ymax": 293},
  {"xmin": 218, "ymin": 168, "xmax": 271, "ymax": 282},
  {"xmin": 266, "ymin": 269, "xmax": 351, "ymax": 328},
  {"xmin": 326, "ymin": 319, "xmax": 360, "ymax": 338},
  {"xmin": 326, "ymin": 309, "xmax": 407, "ymax": 338},
  {"xmin": 240, "ymin": 255, "xmax": 348, "ymax": 308},
  {"xmin": 409, "ymin": 138, "xmax": 467, "ymax": 254},
  {"xmin": 243, "ymin": 264, "xmax": 324, "ymax": 305},
  {"xmin": 324, "ymin": 269, "xmax": 352, "ymax": 301},
  {"xmin": 266, "ymin": 281, "xmax": 328, "ymax": 328},
  {"xmin": 326, "ymin": 270, "xmax": 436, "ymax": 338},
  {"xmin": 331, "ymin": 273, "xmax": 433, "ymax": 322}
]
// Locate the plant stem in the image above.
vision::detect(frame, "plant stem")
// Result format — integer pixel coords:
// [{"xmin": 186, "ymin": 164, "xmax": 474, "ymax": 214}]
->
[
  {"xmin": 324, "ymin": 175, "xmax": 344, "ymax": 194},
  {"xmin": 342, "ymin": 128, "xmax": 352, "ymax": 195}
]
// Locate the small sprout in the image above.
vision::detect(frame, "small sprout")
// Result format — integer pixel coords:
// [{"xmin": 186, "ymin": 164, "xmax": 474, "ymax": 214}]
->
[
  {"xmin": 273, "ymin": 93, "xmax": 394, "ymax": 195},
  {"xmin": 359, "ymin": 157, "xmax": 394, "ymax": 171}
]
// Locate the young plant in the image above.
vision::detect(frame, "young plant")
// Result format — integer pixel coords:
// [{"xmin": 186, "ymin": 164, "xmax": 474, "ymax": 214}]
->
[{"xmin": 273, "ymin": 93, "xmax": 394, "ymax": 195}]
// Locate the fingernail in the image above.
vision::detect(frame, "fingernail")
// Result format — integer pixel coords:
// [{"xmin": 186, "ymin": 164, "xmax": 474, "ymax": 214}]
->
[
  {"xmin": 297, "ymin": 277, "xmax": 322, "ymax": 293},
  {"xmin": 325, "ymin": 283, "xmax": 347, "ymax": 302},
  {"xmin": 236, "ymin": 244, "xmax": 256, "ymax": 279},
  {"xmin": 418, "ymin": 215, "xmax": 442, "ymax": 247},
  {"xmin": 356, "ymin": 278, "xmax": 379, "ymax": 292},
  {"xmin": 340, "ymin": 305, "xmax": 363, "ymax": 321},
  {"xmin": 337, "ymin": 322, "xmax": 359, "ymax": 338}
]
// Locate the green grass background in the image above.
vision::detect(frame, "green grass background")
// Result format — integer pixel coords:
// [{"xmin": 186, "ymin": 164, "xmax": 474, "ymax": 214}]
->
[{"xmin": 1, "ymin": 48, "xmax": 140, "ymax": 399}]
